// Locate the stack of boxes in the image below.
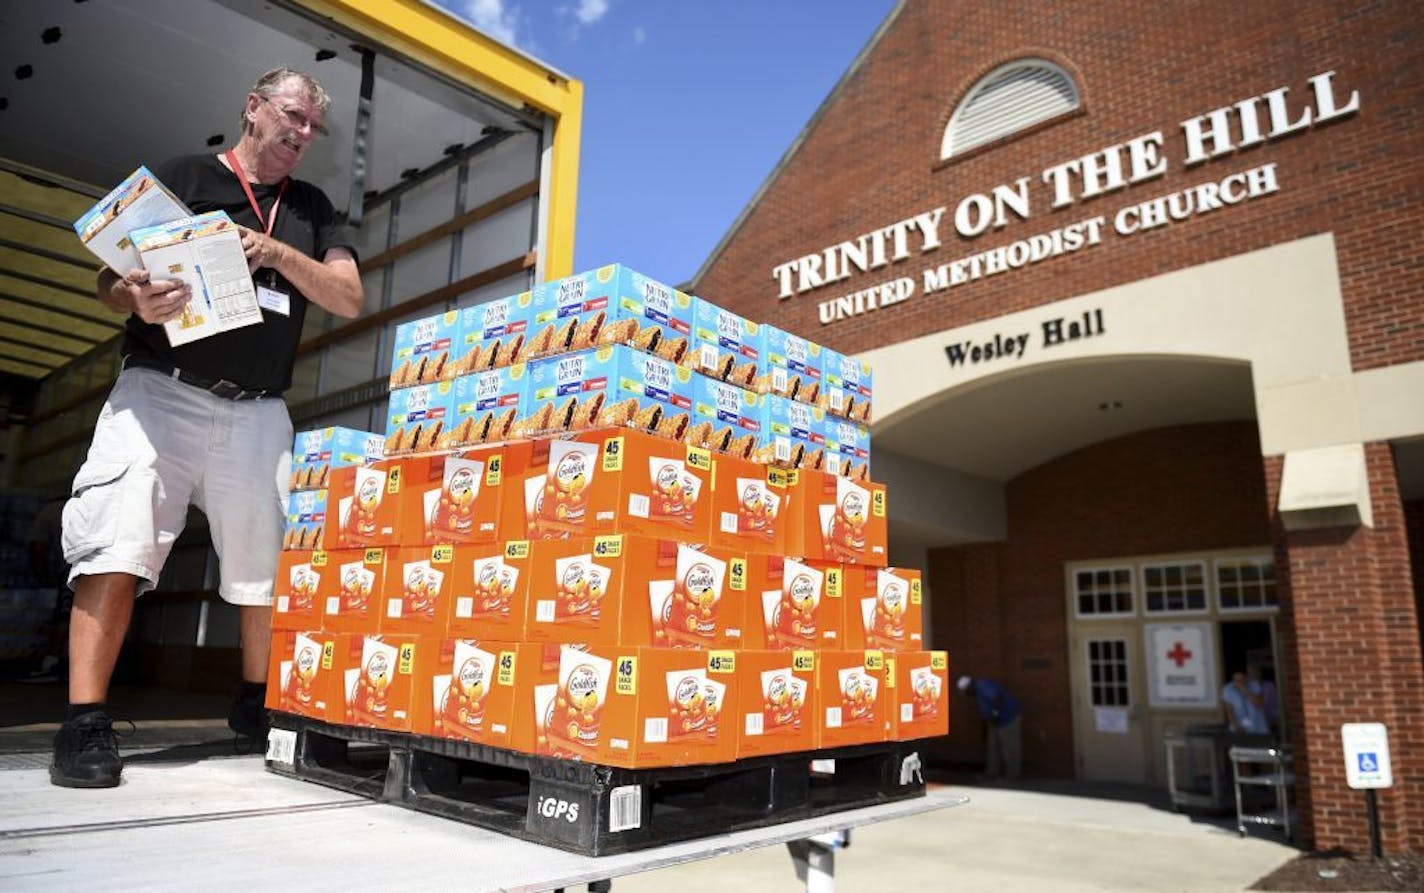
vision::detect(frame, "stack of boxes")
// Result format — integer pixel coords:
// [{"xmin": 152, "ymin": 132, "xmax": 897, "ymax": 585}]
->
[{"xmin": 268, "ymin": 264, "xmax": 945, "ymax": 770}]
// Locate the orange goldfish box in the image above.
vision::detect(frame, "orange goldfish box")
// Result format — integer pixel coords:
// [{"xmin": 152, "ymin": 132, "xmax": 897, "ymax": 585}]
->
[
  {"xmin": 531, "ymin": 645, "xmax": 736, "ymax": 768},
  {"xmin": 320, "ymin": 548, "xmax": 388, "ymax": 634},
  {"xmin": 843, "ymin": 566, "xmax": 924, "ymax": 652},
  {"xmin": 888, "ymin": 650, "xmax": 950, "ymax": 740},
  {"xmin": 266, "ymin": 630, "xmax": 339, "ymax": 721},
  {"xmin": 743, "ymin": 555, "xmax": 845, "ymax": 650},
  {"xmin": 380, "ymin": 545, "xmax": 456, "ymax": 636},
  {"xmin": 272, "ymin": 550, "xmax": 322, "ymax": 631},
  {"xmin": 445, "ymin": 540, "xmax": 532, "ymax": 641},
  {"xmin": 735, "ymin": 649, "xmax": 819, "ymax": 758},
  {"xmin": 525, "ymin": 535, "xmax": 747, "ymax": 649},
  {"xmin": 789, "ymin": 470, "xmax": 887, "ymax": 567},
  {"xmin": 705, "ymin": 455, "xmax": 790, "ymax": 556},
  {"xmin": 816, "ymin": 650, "xmax": 890, "ymax": 748},
  {"xmin": 533, "ymin": 428, "xmax": 712, "ymax": 541},
  {"xmin": 410, "ymin": 638, "xmax": 534, "ymax": 750},
  {"xmin": 329, "ymin": 451, "xmax": 508, "ymax": 549},
  {"xmin": 337, "ymin": 633, "xmax": 420, "ymax": 731}
]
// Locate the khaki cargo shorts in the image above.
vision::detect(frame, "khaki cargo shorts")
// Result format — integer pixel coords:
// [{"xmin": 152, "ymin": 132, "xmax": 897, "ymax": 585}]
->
[{"xmin": 62, "ymin": 367, "xmax": 294, "ymax": 606}]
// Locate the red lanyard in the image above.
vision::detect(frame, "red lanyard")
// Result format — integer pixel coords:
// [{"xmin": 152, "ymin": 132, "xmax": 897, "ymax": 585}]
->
[{"xmin": 225, "ymin": 150, "xmax": 288, "ymax": 236}]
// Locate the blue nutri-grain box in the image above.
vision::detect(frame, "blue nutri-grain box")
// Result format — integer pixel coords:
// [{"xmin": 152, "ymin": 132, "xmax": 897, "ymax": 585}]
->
[
  {"xmin": 687, "ymin": 297, "xmax": 761, "ymax": 390},
  {"xmin": 524, "ymin": 344, "xmax": 695, "ymax": 439},
  {"xmin": 689, "ymin": 372, "xmax": 761, "ymax": 458},
  {"xmin": 761, "ymin": 325, "xmax": 824, "ymax": 406},
  {"xmin": 525, "ymin": 264, "xmax": 694, "ymax": 364},
  {"xmin": 284, "ymin": 489, "xmax": 329, "ymax": 550},
  {"xmin": 451, "ymin": 291, "xmax": 534, "ymax": 376},
  {"xmin": 757, "ymin": 393, "xmax": 827, "ymax": 471},
  {"xmin": 291, "ymin": 427, "xmax": 384, "ymax": 491},
  {"xmin": 389, "ymin": 311, "xmax": 461, "ymax": 390},
  {"xmin": 822, "ymin": 348, "xmax": 874, "ymax": 424},
  {"xmin": 385, "ymin": 380, "xmax": 454, "ymax": 455},
  {"xmin": 824, "ymin": 417, "xmax": 872, "ymax": 481},
  {"xmin": 449, "ymin": 363, "xmax": 529, "ymax": 446}
]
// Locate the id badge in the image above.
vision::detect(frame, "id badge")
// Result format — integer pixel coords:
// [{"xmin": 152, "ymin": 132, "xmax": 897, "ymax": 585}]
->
[{"xmin": 257, "ymin": 284, "xmax": 290, "ymax": 316}]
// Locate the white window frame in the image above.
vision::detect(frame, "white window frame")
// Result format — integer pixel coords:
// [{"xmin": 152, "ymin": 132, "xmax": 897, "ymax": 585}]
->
[
  {"xmin": 1084, "ymin": 636, "xmax": 1132, "ymax": 708},
  {"xmin": 1214, "ymin": 556, "xmax": 1280, "ymax": 614},
  {"xmin": 1071, "ymin": 564, "xmax": 1136, "ymax": 620},
  {"xmin": 1140, "ymin": 560, "xmax": 1210, "ymax": 617}
]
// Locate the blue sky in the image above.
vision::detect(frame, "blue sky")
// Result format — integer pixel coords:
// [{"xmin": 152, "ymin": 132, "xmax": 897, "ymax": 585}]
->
[{"xmin": 432, "ymin": 0, "xmax": 897, "ymax": 288}]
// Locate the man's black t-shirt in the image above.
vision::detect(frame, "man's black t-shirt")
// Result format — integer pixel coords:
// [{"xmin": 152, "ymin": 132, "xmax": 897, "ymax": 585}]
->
[{"xmin": 121, "ymin": 153, "xmax": 356, "ymax": 393}]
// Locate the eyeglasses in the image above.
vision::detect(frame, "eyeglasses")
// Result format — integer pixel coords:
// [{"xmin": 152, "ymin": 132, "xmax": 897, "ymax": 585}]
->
[{"xmin": 259, "ymin": 96, "xmax": 329, "ymax": 138}]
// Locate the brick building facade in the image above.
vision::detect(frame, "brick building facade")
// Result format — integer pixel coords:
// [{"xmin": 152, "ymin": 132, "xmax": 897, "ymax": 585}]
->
[{"xmin": 692, "ymin": 0, "xmax": 1423, "ymax": 853}]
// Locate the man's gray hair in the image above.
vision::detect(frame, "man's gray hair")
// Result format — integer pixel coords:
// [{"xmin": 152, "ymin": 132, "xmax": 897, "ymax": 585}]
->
[{"xmin": 240, "ymin": 67, "xmax": 332, "ymax": 126}]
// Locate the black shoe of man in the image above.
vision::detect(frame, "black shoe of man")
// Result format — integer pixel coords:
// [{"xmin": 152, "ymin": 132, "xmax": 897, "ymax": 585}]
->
[
  {"xmin": 50, "ymin": 711, "xmax": 127, "ymax": 788},
  {"xmin": 228, "ymin": 686, "xmax": 270, "ymax": 754}
]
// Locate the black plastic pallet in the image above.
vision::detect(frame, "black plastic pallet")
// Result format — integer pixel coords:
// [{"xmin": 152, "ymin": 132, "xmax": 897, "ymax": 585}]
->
[{"xmin": 266, "ymin": 712, "xmax": 926, "ymax": 856}]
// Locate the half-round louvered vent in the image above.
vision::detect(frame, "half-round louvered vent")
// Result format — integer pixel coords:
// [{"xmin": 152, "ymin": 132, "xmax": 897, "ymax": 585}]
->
[{"xmin": 942, "ymin": 60, "xmax": 1080, "ymax": 159}]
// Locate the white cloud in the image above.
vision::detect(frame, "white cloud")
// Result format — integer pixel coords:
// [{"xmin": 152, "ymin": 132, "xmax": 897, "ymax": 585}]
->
[
  {"xmin": 570, "ymin": 0, "xmax": 609, "ymax": 26},
  {"xmin": 449, "ymin": 0, "xmax": 522, "ymax": 47},
  {"xmin": 632, "ymin": 25, "xmax": 646, "ymax": 45}
]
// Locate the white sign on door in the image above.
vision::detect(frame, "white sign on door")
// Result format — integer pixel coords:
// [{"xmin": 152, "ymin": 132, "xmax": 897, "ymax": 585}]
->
[
  {"xmin": 1145, "ymin": 623, "xmax": 1215, "ymax": 707},
  {"xmin": 1341, "ymin": 723, "xmax": 1392, "ymax": 789}
]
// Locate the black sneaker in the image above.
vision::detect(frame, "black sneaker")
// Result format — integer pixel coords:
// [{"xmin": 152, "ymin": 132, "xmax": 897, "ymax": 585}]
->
[
  {"xmin": 229, "ymin": 689, "xmax": 270, "ymax": 754},
  {"xmin": 50, "ymin": 711, "xmax": 131, "ymax": 788}
]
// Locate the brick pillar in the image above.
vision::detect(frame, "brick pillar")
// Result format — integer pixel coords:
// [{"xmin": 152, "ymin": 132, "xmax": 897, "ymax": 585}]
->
[
  {"xmin": 1265, "ymin": 444, "xmax": 1424, "ymax": 853},
  {"xmin": 927, "ymin": 543, "xmax": 1004, "ymax": 768}
]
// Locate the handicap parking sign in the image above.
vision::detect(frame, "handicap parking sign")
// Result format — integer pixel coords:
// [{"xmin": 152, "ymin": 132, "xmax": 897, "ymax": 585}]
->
[{"xmin": 1341, "ymin": 724, "xmax": 1392, "ymax": 789}]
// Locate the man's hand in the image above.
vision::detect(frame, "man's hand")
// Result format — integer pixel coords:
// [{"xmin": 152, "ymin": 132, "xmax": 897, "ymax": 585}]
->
[
  {"xmin": 103, "ymin": 268, "xmax": 192, "ymax": 324},
  {"xmin": 238, "ymin": 224, "xmax": 287, "ymax": 273}
]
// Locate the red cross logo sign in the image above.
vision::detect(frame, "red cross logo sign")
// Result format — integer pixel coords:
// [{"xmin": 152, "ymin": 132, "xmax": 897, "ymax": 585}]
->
[{"xmin": 1166, "ymin": 642, "xmax": 1193, "ymax": 668}]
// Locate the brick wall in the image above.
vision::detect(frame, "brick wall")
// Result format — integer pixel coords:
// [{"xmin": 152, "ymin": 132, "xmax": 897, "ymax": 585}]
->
[
  {"xmin": 693, "ymin": 0, "xmax": 1424, "ymax": 374},
  {"xmin": 929, "ymin": 421, "xmax": 1271, "ymax": 776},
  {"xmin": 1266, "ymin": 445, "xmax": 1424, "ymax": 853}
]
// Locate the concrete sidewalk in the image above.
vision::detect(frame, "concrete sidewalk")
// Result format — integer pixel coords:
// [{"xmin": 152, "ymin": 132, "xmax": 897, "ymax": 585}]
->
[{"xmin": 613, "ymin": 780, "xmax": 1299, "ymax": 892}]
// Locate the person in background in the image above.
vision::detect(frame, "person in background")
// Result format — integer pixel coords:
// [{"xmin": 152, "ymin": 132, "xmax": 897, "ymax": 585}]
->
[
  {"xmin": 1248, "ymin": 664, "xmax": 1279, "ymax": 734},
  {"xmin": 1222, "ymin": 668, "xmax": 1269, "ymax": 735},
  {"xmin": 52, "ymin": 67, "xmax": 362, "ymax": 789},
  {"xmin": 957, "ymin": 674, "xmax": 1023, "ymax": 781}
]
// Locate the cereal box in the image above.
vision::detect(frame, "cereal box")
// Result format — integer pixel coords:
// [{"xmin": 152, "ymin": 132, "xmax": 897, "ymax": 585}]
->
[
  {"xmin": 283, "ymin": 489, "xmax": 330, "ymax": 551},
  {"xmin": 823, "ymin": 417, "xmax": 871, "ymax": 481},
  {"xmin": 761, "ymin": 325, "xmax": 824, "ymax": 406},
  {"xmin": 321, "ymin": 548, "xmax": 388, "ymax": 634},
  {"xmin": 389, "ymin": 310, "xmax": 460, "ymax": 389},
  {"xmin": 888, "ymin": 650, "xmax": 950, "ymax": 741},
  {"xmin": 446, "ymin": 540, "xmax": 532, "ymax": 641},
  {"xmin": 756, "ymin": 393, "xmax": 826, "ymax": 472},
  {"xmin": 822, "ymin": 348, "xmax": 873, "ymax": 424},
  {"xmin": 266, "ymin": 630, "xmax": 339, "ymax": 721},
  {"xmin": 685, "ymin": 297, "xmax": 761, "ymax": 389},
  {"xmin": 450, "ymin": 291, "xmax": 533, "ymax": 376},
  {"xmin": 524, "ymin": 264, "xmax": 694, "ymax": 365},
  {"xmin": 338, "ymin": 633, "xmax": 420, "ymax": 731},
  {"xmin": 688, "ymin": 374, "xmax": 760, "ymax": 459},
  {"xmin": 447, "ymin": 364, "xmax": 528, "ymax": 448},
  {"xmin": 384, "ymin": 380, "xmax": 454, "ymax": 455},
  {"xmin": 290, "ymin": 426, "xmax": 383, "ymax": 492},
  {"xmin": 817, "ymin": 650, "xmax": 890, "ymax": 748},
  {"xmin": 735, "ymin": 650, "xmax": 818, "ymax": 758},
  {"xmin": 524, "ymin": 345, "xmax": 695, "ymax": 441}
]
